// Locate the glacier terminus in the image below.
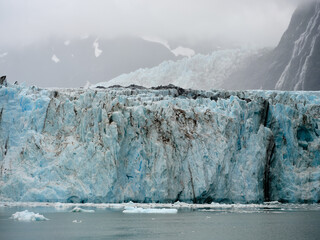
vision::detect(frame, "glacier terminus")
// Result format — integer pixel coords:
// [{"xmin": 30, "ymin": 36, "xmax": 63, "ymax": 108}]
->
[{"xmin": 0, "ymin": 83, "xmax": 319, "ymax": 204}]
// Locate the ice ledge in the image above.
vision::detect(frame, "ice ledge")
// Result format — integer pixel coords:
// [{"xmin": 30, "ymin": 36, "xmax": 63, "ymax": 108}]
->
[{"xmin": 1, "ymin": 201, "xmax": 320, "ymax": 212}]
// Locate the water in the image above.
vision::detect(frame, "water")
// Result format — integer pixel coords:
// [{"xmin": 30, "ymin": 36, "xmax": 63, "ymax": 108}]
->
[{"xmin": 1, "ymin": 205, "xmax": 320, "ymax": 240}]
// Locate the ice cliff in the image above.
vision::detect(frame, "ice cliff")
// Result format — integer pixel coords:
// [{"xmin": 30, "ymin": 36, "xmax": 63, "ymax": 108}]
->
[{"xmin": 0, "ymin": 84, "xmax": 319, "ymax": 203}]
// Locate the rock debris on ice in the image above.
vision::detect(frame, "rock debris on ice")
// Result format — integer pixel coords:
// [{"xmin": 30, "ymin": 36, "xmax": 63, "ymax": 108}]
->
[
  {"xmin": 0, "ymin": 84, "xmax": 319, "ymax": 203},
  {"xmin": 92, "ymin": 48, "xmax": 259, "ymax": 90}
]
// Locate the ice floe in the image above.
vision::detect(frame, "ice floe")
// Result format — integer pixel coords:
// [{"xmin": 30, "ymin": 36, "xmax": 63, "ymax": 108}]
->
[
  {"xmin": 123, "ymin": 207, "xmax": 178, "ymax": 214},
  {"xmin": 10, "ymin": 210, "xmax": 49, "ymax": 221},
  {"xmin": 70, "ymin": 207, "xmax": 95, "ymax": 213},
  {"xmin": 72, "ymin": 220, "xmax": 82, "ymax": 223},
  {"xmin": 1, "ymin": 201, "xmax": 320, "ymax": 211}
]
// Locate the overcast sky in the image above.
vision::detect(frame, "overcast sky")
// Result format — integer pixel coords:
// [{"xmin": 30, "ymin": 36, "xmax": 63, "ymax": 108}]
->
[{"xmin": 0, "ymin": 0, "xmax": 316, "ymax": 48}]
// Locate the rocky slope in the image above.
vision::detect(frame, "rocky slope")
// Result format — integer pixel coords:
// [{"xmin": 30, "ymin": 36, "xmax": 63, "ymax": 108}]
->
[
  {"xmin": 96, "ymin": 1, "xmax": 319, "ymax": 91},
  {"xmin": 223, "ymin": 1, "xmax": 320, "ymax": 91}
]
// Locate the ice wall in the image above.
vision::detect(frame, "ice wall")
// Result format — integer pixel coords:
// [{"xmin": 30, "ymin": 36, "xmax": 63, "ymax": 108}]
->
[{"xmin": 0, "ymin": 84, "xmax": 319, "ymax": 203}]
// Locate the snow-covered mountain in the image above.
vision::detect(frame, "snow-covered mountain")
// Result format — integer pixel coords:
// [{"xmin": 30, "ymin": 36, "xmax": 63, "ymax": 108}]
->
[
  {"xmin": 93, "ymin": 48, "xmax": 262, "ymax": 90},
  {"xmin": 274, "ymin": 1, "xmax": 320, "ymax": 90},
  {"xmin": 95, "ymin": 1, "xmax": 319, "ymax": 91},
  {"xmin": 224, "ymin": 1, "xmax": 320, "ymax": 91},
  {"xmin": 1, "ymin": 83, "xmax": 319, "ymax": 203}
]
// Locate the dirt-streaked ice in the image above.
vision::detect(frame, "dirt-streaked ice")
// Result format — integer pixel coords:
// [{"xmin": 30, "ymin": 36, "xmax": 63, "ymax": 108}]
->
[{"xmin": 0, "ymin": 84, "xmax": 319, "ymax": 203}]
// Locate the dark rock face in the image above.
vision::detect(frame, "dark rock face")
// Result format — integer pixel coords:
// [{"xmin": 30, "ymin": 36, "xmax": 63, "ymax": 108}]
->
[
  {"xmin": 274, "ymin": 1, "xmax": 320, "ymax": 90},
  {"xmin": 0, "ymin": 76, "xmax": 7, "ymax": 86},
  {"xmin": 223, "ymin": 1, "xmax": 320, "ymax": 91}
]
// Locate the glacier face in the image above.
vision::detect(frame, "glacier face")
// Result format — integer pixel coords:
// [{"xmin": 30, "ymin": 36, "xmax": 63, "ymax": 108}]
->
[{"xmin": 0, "ymin": 84, "xmax": 319, "ymax": 203}]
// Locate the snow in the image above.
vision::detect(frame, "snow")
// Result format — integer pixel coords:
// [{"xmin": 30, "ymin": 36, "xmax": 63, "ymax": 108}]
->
[
  {"xmin": 0, "ymin": 84, "xmax": 319, "ymax": 203},
  {"xmin": 83, "ymin": 81, "xmax": 91, "ymax": 89},
  {"xmin": 275, "ymin": 2, "xmax": 320, "ymax": 90},
  {"xmin": 93, "ymin": 39, "xmax": 102, "ymax": 57},
  {"xmin": 10, "ymin": 210, "xmax": 49, "ymax": 221},
  {"xmin": 70, "ymin": 207, "xmax": 95, "ymax": 213},
  {"xmin": 142, "ymin": 36, "xmax": 195, "ymax": 57},
  {"xmin": 294, "ymin": 7, "xmax": 320, "ymax": 91},
  {"xmin": 123, "ymin": 207, "xmax": 178, "ymax": 214},
  {"xmin": 171, "ymin": 46, "xmax": 195, "ymax": 58},
  {"xmin": 92, "ymin": 48, "xmax": 258, "ymax": 90},
  {"xmin": 141, "ymin": 36, "xmax": 171, "ymax": 50},
  {"xmin": 51, "ymin": 54, "xmax": 60, "ymax": 63}
]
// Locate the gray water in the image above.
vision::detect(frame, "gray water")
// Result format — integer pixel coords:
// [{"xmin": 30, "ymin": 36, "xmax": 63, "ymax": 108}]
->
[{"xmin": 1, "ymin": 206, "xmax": 320, "ymax": 240}]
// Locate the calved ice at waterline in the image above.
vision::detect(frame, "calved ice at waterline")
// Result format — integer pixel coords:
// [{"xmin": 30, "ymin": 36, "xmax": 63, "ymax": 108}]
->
[{"xmin": 0, "ymin": 84, "xmax": 319, "ymax": 203}]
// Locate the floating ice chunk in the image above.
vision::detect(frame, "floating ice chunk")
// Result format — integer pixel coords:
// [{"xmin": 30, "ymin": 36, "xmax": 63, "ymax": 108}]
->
[
  {"xmin": 70, "ymin": 207, "xmax": 95, "ymax": 213},
  {"xmin": 123, "ymin": 207, "xmax": 177, "ymax": 214},
  {"xmin": 10, "ymin": 210, "xmax": 49, "ymax": 221},
  {"xmin": 72, "ymin": 220, "xmax": 82, "ymax": 223}
]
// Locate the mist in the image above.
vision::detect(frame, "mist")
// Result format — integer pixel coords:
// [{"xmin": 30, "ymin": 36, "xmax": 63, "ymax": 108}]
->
[
  {"xmin": 0, "ymin": 0, "xmax": 314, "ymax": 48},
  {"xmin": 1, "ymin": 0, "xmax": 318, "ymax": 88}
]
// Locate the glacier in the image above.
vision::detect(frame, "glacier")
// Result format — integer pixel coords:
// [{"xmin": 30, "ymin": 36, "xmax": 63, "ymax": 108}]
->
[
  {"xmin": 92, "ymin": 48, "xmax": 261, "ymax": 90},
  {"xmin": 93, "ymin": 1, "xmax": 320, "ymax": 92},
  {"xmin": 0, "ymin": 83, "xmax": 319, "ymax": 203}
]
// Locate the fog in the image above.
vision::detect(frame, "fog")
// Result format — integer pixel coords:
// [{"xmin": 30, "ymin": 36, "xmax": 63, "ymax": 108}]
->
[
  {"xmin": 1, "ymin": 0, "xmax": 318, "ymax": 88},
  {"xmin": 0, "ymin": 0, "xmax": 315, "ymax": 48}
]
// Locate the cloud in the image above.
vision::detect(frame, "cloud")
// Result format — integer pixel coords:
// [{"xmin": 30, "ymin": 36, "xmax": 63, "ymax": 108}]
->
[{"xmin": 0, "ymin": 0, "xmax": 315, "ymax": 48}]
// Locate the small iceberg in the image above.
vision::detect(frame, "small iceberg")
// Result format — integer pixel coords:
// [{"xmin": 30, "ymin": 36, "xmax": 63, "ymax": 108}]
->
[
  {"xmin": 72, "ymin": 220, "xmax": 82, "ymax": 223},
  {"xmin": 70, "ymin": 207, "xmax": 95, "ymax": 213},
  {"xmin": 10, "ymin": 210, "xmax": 49, "ymax": 222},
  {"xmin": 123, "ymin": 207, "xmax": 177, "ymax": 214}
]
